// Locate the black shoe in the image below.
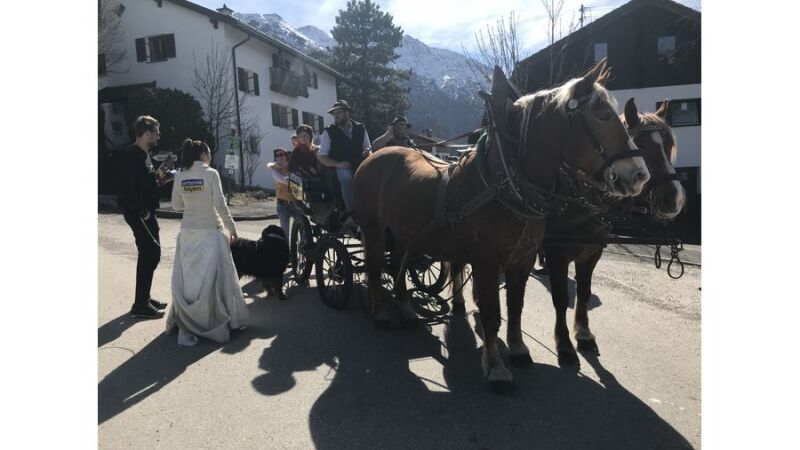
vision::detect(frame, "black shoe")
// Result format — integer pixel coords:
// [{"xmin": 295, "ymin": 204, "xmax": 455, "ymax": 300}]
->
[
  {"xmin": 131, "ymin": 303, "xmax": 165, "ymax": 319},
  {"xmin": 149, "ymin": 299, "xmax": 168, "ymax": 310}
]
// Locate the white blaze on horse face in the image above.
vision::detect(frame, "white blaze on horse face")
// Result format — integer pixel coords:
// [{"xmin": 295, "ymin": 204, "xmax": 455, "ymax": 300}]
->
[{"xmin": 650, "ymin": 131, "xmax": 686, "ymax": 218}]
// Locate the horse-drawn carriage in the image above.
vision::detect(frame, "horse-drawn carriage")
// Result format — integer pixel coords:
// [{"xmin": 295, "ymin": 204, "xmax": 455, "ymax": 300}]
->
[{"xmin": 286, "ymin": 166, "xmax": 450, "ymax": 311}]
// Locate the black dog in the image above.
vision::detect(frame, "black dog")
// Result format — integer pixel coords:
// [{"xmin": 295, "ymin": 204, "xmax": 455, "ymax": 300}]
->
[{"xmin": 230, "ymin": 225, "xmax": 290, "ymax": 300}]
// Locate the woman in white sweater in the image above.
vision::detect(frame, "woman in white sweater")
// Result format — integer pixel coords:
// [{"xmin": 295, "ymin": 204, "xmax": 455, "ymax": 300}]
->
[{"xmin": 165, "ymin": 139, "xmax": 249, "ymax": 346}]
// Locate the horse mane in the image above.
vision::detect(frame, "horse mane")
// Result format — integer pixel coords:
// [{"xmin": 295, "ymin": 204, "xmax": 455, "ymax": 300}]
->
[
  {"xmin": 638, "ymin": 112, "xmax": 678, "ymax": 163},
  {"xmin": 512, "ymin": 77, "xmax": 619, "ymax": 152},
  {"xmin": 514, "ymin": 78, "xmax": 619, "ymax": 118}
]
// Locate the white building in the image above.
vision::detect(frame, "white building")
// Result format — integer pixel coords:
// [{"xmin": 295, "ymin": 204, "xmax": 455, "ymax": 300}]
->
[{"xmin": 99, "ymin": 0, "xmax": 342, "ymax": 190}]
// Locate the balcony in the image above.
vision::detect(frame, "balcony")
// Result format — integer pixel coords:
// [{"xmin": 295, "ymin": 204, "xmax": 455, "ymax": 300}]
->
[{"xmin": 269, "ymin": 67, "xmax": 309, "ymax": 98}]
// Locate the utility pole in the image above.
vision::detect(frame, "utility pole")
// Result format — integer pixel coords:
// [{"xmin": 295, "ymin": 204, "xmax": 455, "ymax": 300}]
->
[{"xmin": 579, "ymin": 4, "xmax": 586, "ymax": 28}]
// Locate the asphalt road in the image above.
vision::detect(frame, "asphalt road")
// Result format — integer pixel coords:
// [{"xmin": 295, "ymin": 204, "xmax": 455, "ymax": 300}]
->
[{"xmin": 98, "ymin": 212, "xmax": 701, "ymax": 449}]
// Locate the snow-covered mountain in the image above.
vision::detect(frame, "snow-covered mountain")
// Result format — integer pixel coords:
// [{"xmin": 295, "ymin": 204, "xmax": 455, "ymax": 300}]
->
[{"xmin": 232, "ymin": 12, "xmax": 484, "ymax": 140}]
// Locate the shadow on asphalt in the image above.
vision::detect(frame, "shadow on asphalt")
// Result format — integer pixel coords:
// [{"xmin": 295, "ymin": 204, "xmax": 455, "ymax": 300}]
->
[
  {"xmin": 530, "ymin": 272, "xmax": 603, "ymax": 311},
  {"xmin": 99, "ymin": 280, "xmax": 692, "ymax": 448}
]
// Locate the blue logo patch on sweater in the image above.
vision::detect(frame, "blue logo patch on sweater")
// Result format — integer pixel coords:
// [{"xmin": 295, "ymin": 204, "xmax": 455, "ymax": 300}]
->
[{"xmin": 182, "ymin": 179, "xmax": 204, "ymax": 192}]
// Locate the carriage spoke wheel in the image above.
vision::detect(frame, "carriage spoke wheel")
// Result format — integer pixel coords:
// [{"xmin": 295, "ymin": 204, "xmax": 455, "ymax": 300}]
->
[
  {"xmin": 290, "ymin": 218, "xmax": 313, "ymax": 283},
  {"xmin": 315, "ymin": 239, "xmax": 353, "ymax": 309},
  {"xmin": 408, "ymin": 254, "xmax": 448, "ymax": 296}
]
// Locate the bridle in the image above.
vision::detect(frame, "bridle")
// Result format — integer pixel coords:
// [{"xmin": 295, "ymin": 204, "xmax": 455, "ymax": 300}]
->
[
  {"xmin": 559, "ymin": 93, "xmax": 645, "ymax": 192},
  {"xmin": 626, "ymin": 117, "xmax": 682, "ymax": 217}
]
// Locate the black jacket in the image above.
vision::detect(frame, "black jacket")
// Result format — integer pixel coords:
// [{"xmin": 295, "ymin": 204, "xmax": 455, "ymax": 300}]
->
[
  {"xmin": 327, "ymin": 121, "xmax": 367, "ymax": 169},
  {"xmin": 116, "ymin": 144, "xmax": 159, "ymax": 216}
]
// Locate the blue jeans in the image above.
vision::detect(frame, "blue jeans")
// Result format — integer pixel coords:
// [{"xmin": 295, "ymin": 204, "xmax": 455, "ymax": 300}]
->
[
  {"xmin": 336, "ymin": 167, "xmax": 355, "ymax": 213},
  {"xmin": 276, "ymin": 199, "xmax": 303, "ymax": 238}
]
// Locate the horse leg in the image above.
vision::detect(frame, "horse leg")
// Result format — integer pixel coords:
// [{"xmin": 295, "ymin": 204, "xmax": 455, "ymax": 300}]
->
[
  {"xmin": 450, "ymin": 262, "xmax": 467, "ymax": 314},
  {"xmin": 505, "ymin": 260, "xmax": 535, "ymax": 367},
  {"xmin": 472, "ymin": 263, "xmax": 514, "ymax": 393},
  {"xmin": 390, "ymin": 247, "xmax": 418, "ymax": 329},
  {"xmin": 574, "ymin": 249, "xmax": 602, "ymax": 353},
  {"xmin": 546, "ymin": 248, "xmax": 579, "ymax": 365},
  {"xmin": 361, "ymin": 219, "xmax": 391, "ymax": 326}
]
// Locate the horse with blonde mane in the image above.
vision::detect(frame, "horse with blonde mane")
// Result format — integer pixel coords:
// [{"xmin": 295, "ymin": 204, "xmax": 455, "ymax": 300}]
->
[{"xmin": 353, "ymin": 59, "xmax": 650, "ymax": 392}]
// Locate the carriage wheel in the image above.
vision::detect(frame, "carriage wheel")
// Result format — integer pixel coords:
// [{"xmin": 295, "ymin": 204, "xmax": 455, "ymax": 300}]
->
[
  {"xmin": 315, "ymin": 238, "xmax": 354, "ymax": 309},
  {"xmin": 290, "ymin": 217, "xmax": 313, "ymax": 283},
  {"xmin": 408, "ymin": 254, "xmax": 448, "ymax": 296}
]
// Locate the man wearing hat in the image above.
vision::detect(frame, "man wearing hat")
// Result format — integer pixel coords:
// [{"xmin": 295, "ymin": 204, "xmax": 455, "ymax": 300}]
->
[
  {"xmin": 317, "ymin": 100, "xmax": 372, "ymax": 231},
  {"xmin": 371, "ymin": 115, "xmax": 416, "ymax": 151}
]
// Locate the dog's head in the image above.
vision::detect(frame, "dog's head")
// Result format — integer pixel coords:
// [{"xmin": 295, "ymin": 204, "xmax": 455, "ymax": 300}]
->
[{"xmin": 261, "ymin": 224, "xmax": 286, "ymax": 242}]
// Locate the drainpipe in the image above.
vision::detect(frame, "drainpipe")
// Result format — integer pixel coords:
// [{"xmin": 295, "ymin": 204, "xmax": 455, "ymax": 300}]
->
[{"xmin": 231, "ymin": 34, "xmax": 250, "ymax": 190}]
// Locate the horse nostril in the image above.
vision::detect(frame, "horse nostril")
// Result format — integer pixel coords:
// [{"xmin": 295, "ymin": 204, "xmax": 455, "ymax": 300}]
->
[{"xmin": 633, "ymin": 170, "xmax": 648, "ymax": 185}]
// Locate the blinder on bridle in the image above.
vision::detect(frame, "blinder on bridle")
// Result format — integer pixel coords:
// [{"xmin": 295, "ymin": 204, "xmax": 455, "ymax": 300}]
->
[{"xmin": 563, "ymin": 93, "xmax": 644, "ymax": 188}]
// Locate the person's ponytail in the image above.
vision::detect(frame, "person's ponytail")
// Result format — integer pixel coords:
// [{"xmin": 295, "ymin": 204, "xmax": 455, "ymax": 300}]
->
[{"xmin": 180, "ymin": 138, "xmax": 209, "ymax": 169}]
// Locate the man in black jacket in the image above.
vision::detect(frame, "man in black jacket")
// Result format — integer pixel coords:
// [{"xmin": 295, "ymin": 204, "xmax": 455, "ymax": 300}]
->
[
  {"xmin": 117, "ymin": 115, "xmax": 167, "ymax": 319},
  {"xmin": 317, "ymin": 100, "xmax": 371, "ymax": 233}
]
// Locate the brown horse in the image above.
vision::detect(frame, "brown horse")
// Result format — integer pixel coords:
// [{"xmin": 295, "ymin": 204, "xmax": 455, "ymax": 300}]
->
[
  {"xmin": 542, "ymin": 98, "xmax": 687, "ymax": 365},
  {"xmin": 353, "ymin": 59, "xmax": 650, "ymax": 391}
]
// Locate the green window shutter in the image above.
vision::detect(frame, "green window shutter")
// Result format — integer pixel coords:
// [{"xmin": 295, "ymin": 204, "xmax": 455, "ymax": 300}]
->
[
  {"xmin": 271, "ymin": 103, "xmax": 280, "ymax": 127},
  {"xmin": 253, "ymin": 72, "xmax": 259, "ymax": 95},
  {"xmin": 164, "ymin": 34, "xmax": 176, "ymax": 58}
]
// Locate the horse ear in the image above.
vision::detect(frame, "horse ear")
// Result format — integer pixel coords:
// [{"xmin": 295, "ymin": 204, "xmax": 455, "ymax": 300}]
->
[
  {"xmin": 624, "ymin": 97, "xmax": 639, "ymax": 128},
  {"xmin": 596, "ymin": 66, "xmax": 612, "ymax": 86},
  {"xmin": 581, "ymin": 58, "xmax": 607, "ymax": 84},
  {"xmin": 490, "ymin": 65, "xmax": 521, "ymax": 104},
  {"xmin": 488, "ymin": 66, "xmax": 521, "ymax": 136},
  {"xmin": 655, "ymin": 99, "xmax": 670, "ymax": 118}
]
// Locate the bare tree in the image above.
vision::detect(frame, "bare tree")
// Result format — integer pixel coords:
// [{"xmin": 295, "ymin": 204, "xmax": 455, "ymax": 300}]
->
[
  {"xmin": 541, "ymin": 0, "xmax": 579, "ymax": 86},
  {"xmin": 462, "ymin": 11, "xmax": 529, "ymax": 92},
  {"xmin": 192, "ymin": 44, "xmax": 238, "ymax": 163},
  {"xmin": 240, "ymin": 115, "xmax": 262, "ymax": 188},
  {"xmin": 98, "ymin": 0, "xmax": 127, "ymax": 75}
]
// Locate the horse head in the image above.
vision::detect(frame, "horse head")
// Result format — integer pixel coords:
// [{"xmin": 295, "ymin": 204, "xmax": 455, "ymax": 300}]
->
[
  {"xmin": 491, "ymin": 58, "xmax": 650, "ymax": 198},
  {"xmin": 623, "ymin": 98, "xmax": 686, "ymax": 219}
]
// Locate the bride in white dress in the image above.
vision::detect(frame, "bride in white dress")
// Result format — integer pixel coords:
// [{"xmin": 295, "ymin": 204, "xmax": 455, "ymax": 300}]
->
[{"xmin": 165, "ymin": 139, "xmax": 248, "ymax": 346}]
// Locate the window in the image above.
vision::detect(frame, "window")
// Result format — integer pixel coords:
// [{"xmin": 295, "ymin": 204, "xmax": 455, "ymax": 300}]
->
[
  {"xmin": 237, "ymin": 67, "xmax": 260, "ymax": 95},
  {"xmin": 656, "ymin": 98, "xmax": 701, "ymax": 127},
  {"xmin": 135, "ymin": 34, "xmax": 176, "ymax": 63},
  {"xmin": 272, "ymin": 54, "xmax": 280, "ymax": 68},
  {"xmin": 594, "ymin": 42, "xmax": 607, "ymax": 63},
  {"xmin": 99, "ymin": 53, "xmax": 107, "ymax": 76},
  {"xmin": 248, "ymin": 136, "xmax": 261, "ymax": 153},
  {"xmin": 312, "ymin": 73, "xmax": 318, "ymax": 89},
  {"xmin": 658, "ymin": 36, "xmax": 676, "ymax": 63},
  {"xmin": 271, "ymin": 103, "xmax": 293, "ymax": 128},
  {"xmin": 302, "ymin": 111, "xmax": 325, "ymax": 133}
]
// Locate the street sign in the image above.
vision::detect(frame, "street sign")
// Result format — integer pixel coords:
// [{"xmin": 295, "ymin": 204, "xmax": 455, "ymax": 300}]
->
[
  {"xmin": 224, "ymin": 154, "xmax": 240, "ymax": 169},
  {"xmin": 228, "ymin": 135, "xmax": 240, "ymax": 155}
]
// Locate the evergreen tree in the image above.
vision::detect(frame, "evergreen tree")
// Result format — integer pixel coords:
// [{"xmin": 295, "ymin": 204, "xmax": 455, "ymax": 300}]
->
[
  {"xmin": 330, "ymin": 0, "xmax": 410, "ymax": 139},
  {"xmin": 124, "ymin": 87, "xmax": 212, "ymax": 155}
]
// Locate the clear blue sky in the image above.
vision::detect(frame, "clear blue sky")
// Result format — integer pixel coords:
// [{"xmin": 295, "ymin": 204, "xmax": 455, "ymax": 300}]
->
[{"xmin": 193, "ymin": 0, "xmax": 701, "ymax": 54}]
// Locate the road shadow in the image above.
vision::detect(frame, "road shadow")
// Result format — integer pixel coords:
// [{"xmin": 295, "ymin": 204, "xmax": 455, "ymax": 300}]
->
[
  {"xmin": 98, "ymin": 313, "xmax": 142, "ymax": 348},
  {"xmin": 98, "ymin": 293, "xmax": 289, "ymax": 425},
  {"xmin": 243, "ymin": 286, "xmax": 693, "ymax": 449},
  {"xmin": 530, "ymin": 272, "xmax": 602, "ymax": 310}
]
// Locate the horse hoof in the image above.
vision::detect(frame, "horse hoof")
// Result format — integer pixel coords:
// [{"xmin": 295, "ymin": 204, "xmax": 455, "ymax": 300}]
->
[
  {"xmin": 577, "ymin": 339, "xmax": 598, "ymax": 353},
  {"xmin": 451, "ymin": 302, "xmax": 466, "ymax": 315},
  {"xmin": 490, "ymin": 380, "xmax": 516, "ymax": 395},
  {"xmin": 374, "ymin": 319, "xmax": 392, "ymax": 331},
  {"xmin": 508, "ymin": 353, "xmax": 534, "ymax": 367},
  {"xmin": 400, "ymin": 318, "xmax": 419, "ymax": 330},
  {"xmin": 557, "ymin": 351, "xmax": 580, "ymax": 366}
]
